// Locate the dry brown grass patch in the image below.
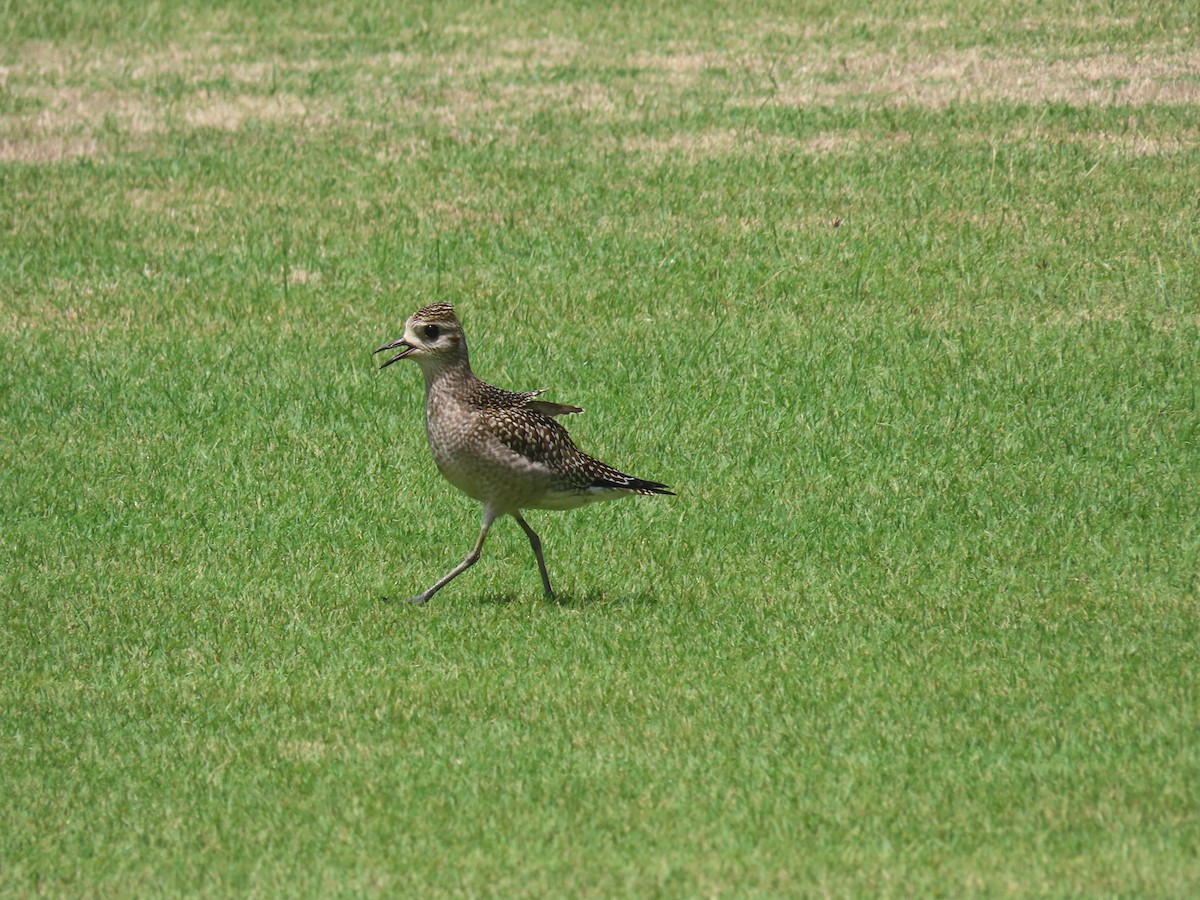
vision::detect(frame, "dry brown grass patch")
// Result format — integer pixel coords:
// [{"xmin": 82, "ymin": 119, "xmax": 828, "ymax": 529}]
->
[
  {"xmin": 747, "ymin": 45, "xmax": 1200, "ymax": 109},
  {"xmin": 182, "ymin": 93, "xmax": 335, "ymax": 130},
  {"xmin": 1, "ymin": 41, "xmax": 344, "ymax": 160},
  {"xmin": 4, "ymin": 31, "xmax": 1196, "ymax": 164},
  {"xmin": 0, "ymin": 134, "xmax": 98, "ymax": 163},
  {"xmin": 620, "ymin": 127, "xmax": 909, "ymax": 160}
]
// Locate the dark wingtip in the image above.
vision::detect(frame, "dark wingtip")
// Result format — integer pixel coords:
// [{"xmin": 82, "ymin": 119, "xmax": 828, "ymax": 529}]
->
[
  {"xmin": 640, "ymin": 483, "xmax": 675, "ymax": 496},
  {"xmin": 592, "ymin": 476, "xmax": 674, "ymax": 496}
]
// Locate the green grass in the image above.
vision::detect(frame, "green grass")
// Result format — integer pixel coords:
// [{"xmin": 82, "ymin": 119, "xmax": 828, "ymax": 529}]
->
[{"xmin": 2, "ymin": 0, "xmax": 1198, "ymax": 894}]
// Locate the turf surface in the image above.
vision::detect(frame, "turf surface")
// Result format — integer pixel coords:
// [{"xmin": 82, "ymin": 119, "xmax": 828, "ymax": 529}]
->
[{"xmin": 2, "ymin": 1, "xmax": 1198, "ymax": 894}]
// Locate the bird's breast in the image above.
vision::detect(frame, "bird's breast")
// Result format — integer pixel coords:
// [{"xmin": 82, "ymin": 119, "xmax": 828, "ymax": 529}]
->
[{"xmin": 425, "ymin": 402, "xmax": 474, "ymax": 465}]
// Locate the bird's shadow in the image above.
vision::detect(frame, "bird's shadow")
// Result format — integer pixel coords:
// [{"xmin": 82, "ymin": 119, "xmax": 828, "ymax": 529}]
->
[
  {"xmin": 376, "ymin": 590, "xmax": 657, "ymax": 609},
  {"xmin": 478, "ymin": 589, "xmax": 658, "ymax": 609}
]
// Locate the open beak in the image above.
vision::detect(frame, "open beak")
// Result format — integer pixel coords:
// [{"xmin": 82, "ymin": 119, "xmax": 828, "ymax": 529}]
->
[{"xmin": 373, "ymin": 337, "xmax": 414, "ymax": 369}]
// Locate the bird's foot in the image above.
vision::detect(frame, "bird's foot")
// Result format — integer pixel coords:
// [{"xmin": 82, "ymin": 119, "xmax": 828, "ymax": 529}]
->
[{"xmin": 380, "ymin": 593, "xmax": 431, "ymax": 605}]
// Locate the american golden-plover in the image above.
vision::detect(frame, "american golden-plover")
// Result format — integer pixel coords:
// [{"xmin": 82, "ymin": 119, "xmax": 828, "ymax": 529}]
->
[{"xmin": 375, "ymin": 303, "xmax": 673, "ymax": 604}]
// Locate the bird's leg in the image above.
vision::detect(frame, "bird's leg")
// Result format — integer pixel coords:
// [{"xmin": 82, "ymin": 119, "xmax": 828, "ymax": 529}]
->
[
  {"xmin": 406, "ymin": 507, "xmax": 497, "ymax": 604},
  {"xmin": 513, "ymin": 512, "xmax": 554, "ymax": 599}
]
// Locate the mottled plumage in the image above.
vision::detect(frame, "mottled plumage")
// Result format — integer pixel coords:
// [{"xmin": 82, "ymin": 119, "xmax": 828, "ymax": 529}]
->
[{"xmin": 374, "ymin": 304, "xmax": 673, "ymax": 604}]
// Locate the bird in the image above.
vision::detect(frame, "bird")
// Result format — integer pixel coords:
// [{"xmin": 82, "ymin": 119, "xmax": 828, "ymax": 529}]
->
[{"xmin": 374, "ymin": 303, "xmax": 673, "ymax": 604}]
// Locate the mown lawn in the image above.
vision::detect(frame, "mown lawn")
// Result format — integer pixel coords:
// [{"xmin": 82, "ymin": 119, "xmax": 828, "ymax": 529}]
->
[{"xmin": 2, "ymin": 1, "xmax": 1197, "ymax": 894}]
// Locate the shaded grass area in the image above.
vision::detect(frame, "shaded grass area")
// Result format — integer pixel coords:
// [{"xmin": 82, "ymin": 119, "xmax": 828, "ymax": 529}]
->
[{"xmin": 2, "ymin": 0, "xmax": 1199, "ymax": 894}]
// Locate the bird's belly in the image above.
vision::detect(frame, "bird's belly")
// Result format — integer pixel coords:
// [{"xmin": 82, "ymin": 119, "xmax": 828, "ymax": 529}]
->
[
  {"xmin": 433, "ymin": 451, "xmax": 542, "ymax": 509},
  {"xmin": 428, "ymin": 433, "xmax": 591, "ymax": 513}
]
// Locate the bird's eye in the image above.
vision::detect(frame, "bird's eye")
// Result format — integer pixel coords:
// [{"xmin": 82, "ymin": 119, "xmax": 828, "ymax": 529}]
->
[{"xmin": 423, "ymin": 324, "xmax": 440, "ymax": 340}]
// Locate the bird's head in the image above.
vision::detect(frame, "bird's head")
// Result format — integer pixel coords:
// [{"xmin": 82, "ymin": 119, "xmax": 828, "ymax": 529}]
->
[{"xmin": 374, "ymin": 303, "xmax": 468, "ymax": 371}]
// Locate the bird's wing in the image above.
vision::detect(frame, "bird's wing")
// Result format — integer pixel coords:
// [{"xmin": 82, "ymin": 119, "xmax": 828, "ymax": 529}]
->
[
  {"xmin": 486, "ymin": 405, "xmax": 568, "ymax": 459},
  {"xmin": 527, "ymin": 399, "xmax": 584, "ymax": 417},
  {"xmin": 484, "ymin": 403, "xmax": 673, "ymax": 496},
  {"xmin": 516, "ymin": 388, "xmax": 584, "ymax": 418}
]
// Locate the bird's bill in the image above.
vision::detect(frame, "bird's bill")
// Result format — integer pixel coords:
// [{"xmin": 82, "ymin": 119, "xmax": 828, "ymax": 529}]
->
[{"xmin": 374, "ymin": 338, "xmax": 414, "ymax": 368}]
